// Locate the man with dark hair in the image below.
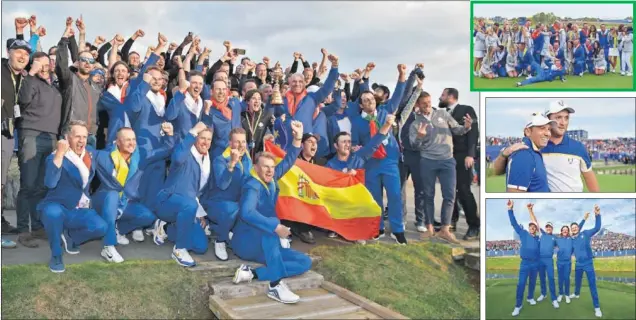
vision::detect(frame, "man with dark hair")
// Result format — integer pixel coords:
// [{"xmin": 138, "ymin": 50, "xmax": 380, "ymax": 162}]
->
[
  {"xmin": 14, "ymin": 51, "xmax": 63, "ymax": 248},
  {"xmin": 439, "ymin": 88, "xmax": 480, "ymax": 240}
]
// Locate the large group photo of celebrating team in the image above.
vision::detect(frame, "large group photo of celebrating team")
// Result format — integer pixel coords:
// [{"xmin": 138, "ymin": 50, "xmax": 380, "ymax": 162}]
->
[
  {"xmin": 0, "ymin": 1, "xmax": 482, "ymax": 317},
  {"xmin": 471, "ymin": 2, "xmax": 634, "ymax": 90}
]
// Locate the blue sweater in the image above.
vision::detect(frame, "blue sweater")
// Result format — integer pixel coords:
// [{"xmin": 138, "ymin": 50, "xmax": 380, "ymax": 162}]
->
[
  {"xmin": 325, "ymin": 133, "xmax": 387, "ymax": 171},
  {"xmin": 166, "ymin": 90, "xmax": 206, "ymax": 141},
  {"xmin": 572, "ymin": 215, "xmax": 601, "ymax": 266},
  {"xmin": 39, "ymin": 151, "xmax": 96, "ymax": 210},
  {"xmin": 202, "ymin": 97, "xmax": 243, "ymax": 159},
  {"xmin": 538, "ymin": 230, "xmax": 557, "ymax": 259},
  {"xmin": 202, "ymin": 149, "xmax": 253, "ymax": 203},
  {"xmin": 508, "ymin": 209, "xmax": 539, "ymax": 261},
  {"xmin": 554, "ymin": 219, "xmax": 586, "ymax": 262}
]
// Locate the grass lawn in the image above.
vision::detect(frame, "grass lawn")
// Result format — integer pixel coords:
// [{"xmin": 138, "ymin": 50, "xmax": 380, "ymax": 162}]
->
[
  {"xmin": 474, "ymin": 72, "xmax": 633, "ymax": 90},
  {"xmin": 1, "ymin": 242, "xmax": 479, "ymax": 319},
  {"xmin": 485, "ymin": 165, "xmax": 636, "ymax": 193},
  {"xmin": 485, "ymin": 278, "xmax": 636, "ymax": 319},
  {"xmin": 311, "ymin": 242, "xmax": 480, "ymax": 319},
  {"xmin": 486, "ymin": 256, "xmax": 636, "ymax": 273}
]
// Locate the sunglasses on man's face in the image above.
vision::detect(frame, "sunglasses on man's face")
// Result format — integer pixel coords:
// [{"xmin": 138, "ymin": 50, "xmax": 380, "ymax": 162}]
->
[{"xmin": 80, "ymin": 57, "xmax": 95, "ymax": 64}]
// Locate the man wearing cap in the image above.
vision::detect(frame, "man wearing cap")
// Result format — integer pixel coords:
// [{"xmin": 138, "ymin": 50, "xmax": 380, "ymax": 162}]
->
[
  {"xmin": 571, "ymin": 204, "xmax": 603, "ymax": 318},
  {"xmin": 281, "ymin": 131, "xmax": 325, "ymax": 244},
  {"xmin": 507, "ymin": 200, "xmax": 540, "ymax": 317},
  {"xmin": 527, "ymin": 203, "xmax": 560, "ymax": 309},
  {"xmin": 2, "ymin": 29, "xmax": 33, "ymax": 237},
  {"xmin": 493, "ymin": 100, "xmax": 598, "ymax": 192},
  {"xmin": 515, "ymin": 59, "xmax": 566, "ymax": 87},
  {"xmin": 504, "ymin": 113, "xmax": 554, "ymax": 192},
  {"xmin": 14, "ymin": 51, "xmax": 63, "ymax": 248}
]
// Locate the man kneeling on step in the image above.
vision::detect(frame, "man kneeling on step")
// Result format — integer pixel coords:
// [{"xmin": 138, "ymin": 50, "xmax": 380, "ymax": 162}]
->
[{"xmin": 232, "ymin": 120, "xmax": 312, "ymax": 304}]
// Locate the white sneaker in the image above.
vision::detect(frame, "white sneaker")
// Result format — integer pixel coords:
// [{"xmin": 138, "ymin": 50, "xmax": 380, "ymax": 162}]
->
[
  {"xmin": 214, "ymin": 241, "xmax": 229, "ymax": 261},
  {"xmin": 204, "ymin": 225, "xmax": 211, "ymax": 236},
  {"xmin": 565, "ymin": 296, "xmax": 571, "ymax": 304},
  {"xmin": 537, "ymin": 295, "xmax": 545, "ymax": 302},
  {"xmin": 574, "ymin": 295, "xmax": 580, "ymax": 299},
  {"xmin": 172, "ymin": 246, "xmax": 195, "ymax": 267},
  {"xmin": 233, "ymin": 264, "xmax": 254, "ymax": 284},
  {"xmin": 557, "ymin": 295, "xmax": 563, "ymax": 303},
  {"xmin": 568, "ymin": 293, "xmax": 575, "ymax": 298},
  {"xmin": 595, "ymin": 308, "xmax": 602, "ymax": 317},
  {"xmin": 116, "ymin": 230, "xmax": 129, "ymax": 245},
  {"xmin": 512, "ymin": 307, "xmax": 521, "ymax": 317},
  {"xmin": 267, "ymin": 281, "xmax": 300, "ymax": 304},
  {"xmin": 621, "ymin": 71, "xmax": 626, "ymax": 75},
  {"xmin": 101, "ymin": 246, "xmax": 124, "ymax": 263},
  {"xmin": 132, "ymin": 230, "xmax": 144, "ymax": 242},
  {"xmin": 627, "ymin": 72, "xmax": 633, "ymax": 76},
  {"xmin": 527, "ymin": 299, "xmax": 537, "ymax": 305},
  {"xmin": 552, "ymin": 300, "xmax": 559, "ymax": 309},
  {"xmin": 416, "ymin": 225, "xmax": 426, "ymax": 233},
  {"xmin": 280, "ymin": 237, "xmax": 291, "ymax": 249},
  {"xmin": 355, "ymin": 239, "xmax": 367, "ymax": 245},
  {"xmin": 152, "ymin": 220, "xmax": 167, "ymax": 246}
]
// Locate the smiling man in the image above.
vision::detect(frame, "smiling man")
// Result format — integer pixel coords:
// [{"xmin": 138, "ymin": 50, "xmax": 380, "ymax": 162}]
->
[{"xmin": 505, "ymin": 113, "xmax": 555, "ymax": 192}]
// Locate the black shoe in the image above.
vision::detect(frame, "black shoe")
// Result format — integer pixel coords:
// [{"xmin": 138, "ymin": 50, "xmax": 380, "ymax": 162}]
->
[
  {"xmin": 463, "ymin": 227, "xmax": 480, "ymax": 241},
  {"xmin": 450, "ymin": 222, "xmax": 457, "ymax": 232},
  {"xmin": 295, "ymin": 230, "xmax": 315, "ymax": 244},
  {"xmin": 391, "ymin": 232, "xmax": 408, "ymax": 245},
  {"xmin": 1, "ymin": 219, "xmax": 18, "ymax": 235},
  {"xmin": 372, "ymin": 229, "xmax": 385, "ymax": 240},
  {"xmin": 433, "ymin": 220, "xmax": 442, "ymax": 227}
]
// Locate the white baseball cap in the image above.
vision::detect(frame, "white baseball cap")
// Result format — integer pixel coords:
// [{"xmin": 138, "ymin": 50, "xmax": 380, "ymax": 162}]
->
[
  {"xmin": 545, "ymin": 100, "xmax": 575, "ymax": 117},
  {"xmin": 525, "ymin": 112, "xmax": 556, "ymax": 128},
  {"xmin": 545, "ymin": 222, "xmax": 554, "ymax": 228}
]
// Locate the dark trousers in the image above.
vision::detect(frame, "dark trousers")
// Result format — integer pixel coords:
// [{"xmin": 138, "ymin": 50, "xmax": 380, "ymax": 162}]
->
[
  {"xmin": 401, "ymin": 151, "xmax": 424, "ymax": 225},
  {"xmin": 451, "ymin": 152, "xmax": 479, "ymax": 229},
  {"xmin": 282, "ymin": 220, "xmax": 312, "ymax": 233},
  {"xmin": 16, "ymin": 129, "xmax": 56, "ymax": 233},
  {"xmin": 420, "ymin": 157, "xmax": 456, "ymax": 226}
]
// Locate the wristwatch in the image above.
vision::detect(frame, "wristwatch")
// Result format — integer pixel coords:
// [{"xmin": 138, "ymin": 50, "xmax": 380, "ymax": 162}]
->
[{"xmin": 500, "ymin": 147, "xmax": 509, "ymax": 158}]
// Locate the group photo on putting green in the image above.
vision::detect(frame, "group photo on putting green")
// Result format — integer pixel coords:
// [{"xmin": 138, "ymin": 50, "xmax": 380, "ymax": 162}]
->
[
  {"xmin": 471, "ymin": 2, "xmax": 634, "ymax": 90},
  {"xmin": 485, "ymin": 97, "xmax": 636, "ymax": 193},
  {"xmin": 485, "ymin": 198, "xmax": 636, "ymax": 319}
]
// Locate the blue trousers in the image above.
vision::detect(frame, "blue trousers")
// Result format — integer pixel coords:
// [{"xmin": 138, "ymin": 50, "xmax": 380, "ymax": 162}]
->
[
  {"xmin": 420, "ymin": 157, "xmax": 456, "ymax": 226},
  {"xmin": 557, "ymin": 260, "xmax": 572, "ymax": 296},
  {"xmin": 402, "ymin": 151, "xmax": 424, "ymax": 225},
  {"xmin": 365, "ymin": 162, "xmax": 404, "ymax": 233},
  {"xmin": 232, "ymin": 233, "xmax": 311, "ymax": 282},
  {"xmin": 155, "ymin": 193, "xmax": 198, "ymax": 250},
  {"xmin": 520, "ymin": 74, "xmax": 549, "ymax": 86},
  {"xmin": 575, "ymin": 262, "xmax": 600, "ymax": 308},
  {"xmin": 139, "ymin": 161, "xmax": 167, "ymax": 209},
  {"xmin": 516, "ymin": 259, "xmax": 538, "ymax": 307},
  {"xmin": 39, "ymin": 202, "xmax": 107, "ymax": 257},
  {"xmin": 496, "ymin": 65, "xmax": 507, "ymax": 77},
  {"xmin": 573, "ymin": 60, "xmax": 586, "ymax": 75},
  {"xmin": 604, "ymin": 47, "xmax": 610, "ymax": 71},
  {"xmin": 538, "ymin": 258, "xmax": 557, "ymax": 301},
  {"xmin": 166, "ymin": 221, "xmax": 208, "ymax": 254},
  {"xmin": 92, "ymin": 191, "xmax": 157, "ymax": 246},
  {"xmin": 203, "ymin": 200, "xmax": 238, "ymax": 243},
  {"xmin": 586, "ymin": 59, "xmax": 595, "ymax": 73}
]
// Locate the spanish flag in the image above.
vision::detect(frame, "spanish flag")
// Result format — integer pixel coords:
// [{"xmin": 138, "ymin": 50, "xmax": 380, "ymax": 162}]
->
[{"xmin": 265, "ymin": 141, "xmax": 381, "ymax": 241}]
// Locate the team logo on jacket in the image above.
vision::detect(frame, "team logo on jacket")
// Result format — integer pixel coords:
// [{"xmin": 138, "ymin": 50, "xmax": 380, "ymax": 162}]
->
[{"xmin": 297, "ymin": 175, "xmax": 319, "ymax": 200}]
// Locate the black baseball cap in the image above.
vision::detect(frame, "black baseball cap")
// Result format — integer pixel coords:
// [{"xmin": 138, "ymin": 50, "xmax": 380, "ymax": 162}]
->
[
  {"xmin": 301, "ymin": 132, "xmax": 320, "ymax": 144},
  {"xmin": 7, "ymin": 38, "xmax": 32, "ymax": 54}
]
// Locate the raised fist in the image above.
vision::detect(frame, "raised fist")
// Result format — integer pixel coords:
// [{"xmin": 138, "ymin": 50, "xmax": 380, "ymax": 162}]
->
[
  {"xmin": 65, "ymin": 17, "xmax": 73, "ymax": 27},
  {"xmin": 161, "ymin": 122, "xmax": 174, "ymax": 136},
  {"xmin": 321, "ymin": 48, "xmax": 328, "ymax": 55},
  {"xmin": 507, "ymin": 199, "xmax": 514, "ymax": 209},
  {"xmin": 366, "ymin": 62, "xmax": 376, "ymax": 71},
  {"xmin": 158, "ymin": 33, "xmax": 167, "ymax": 46},
  {"xmin": 75, "ymin": 16, "xmax": 85, "ymax": 33},
  {"xmin": 526, "ymin": 203, "xmax": 534, "ymax": 210},
  {"xmin": 168, "ymin": 42, "xmax": 178, "ymax": 51},
  {"xmin": 293, "ymin": 52, "xmax": 301, "ymax": 59},
  {"xmin": 385, "ymin": 114, "xmax": 396, "ymax": 126},
  {"xmin": 397, "ymin": 64, "xmax": 407, "ymax": 74},
  {"xmin": 223, "ymin": 40, "xmax": 231, "ymax": 49},
  {"xmin": 15, "ymin": 17, "xmax": 28, "ymax": 30},
  {"xmin": 263, "ymin": 56, "xmax": 270, "ymax": 64},
  {"xmin": 94, "ymin": 36, "xmax": 106, "ymax": 45},
  {"xmin": 135, "ymin": 29, "xmax": 145, "ymax": 38},
  {"xmin": 56, "ymin": 139, "xmax": 70, "ymax": 156},
  {"xmin": 327, "ymin": 54, "xmax": 338, "ymax": 64},
  {"xmin": 230, "ymin": 149, "xmax": 241, "ymax": 164},
  {"xmin": 291, "ymin": 120, "xmax": 303, "ymax": 139},
  {"xmin": 594, "ymin": 204, "xmax": 600, "ymax": 215},
  {"xmin": 192, "ymin": 122, "xmax": 208, "ymax": 134},
  {"xmin": 29, "ymin": 15, "xmax": 37, "ymax": 29},
  {"xmin": 36, "ymin": 26, "xmax": 47, "ymax": 37}
]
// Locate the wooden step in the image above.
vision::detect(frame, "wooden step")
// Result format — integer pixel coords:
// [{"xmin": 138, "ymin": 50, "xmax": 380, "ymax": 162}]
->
[
  {"xmin": 210, "ymin": 280, "xmax": 408, "ymax": 319},
  {"xmin": 189, "ymin": 256, "xmax": 320, "ymax": 277},
  {"xmin": 210, "ymin": 271, "xmax": 324, "ymax": 300},
  {"xmin": 464, "ymin": 252, "xmax": 479, "ymax": 271}
]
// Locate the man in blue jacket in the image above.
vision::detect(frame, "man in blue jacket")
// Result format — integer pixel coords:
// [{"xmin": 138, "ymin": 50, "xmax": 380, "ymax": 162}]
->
[
  {"xmin": 572, "ymin": 38, "xmax": 587, "ymax": 76},
  {"xmin": 526, "ymin": 203, "xmax": 559, "ymax": 309},
  {"xmin": 516, "ymin": 60, "xmax": 566, "ymax": 87},
  {"xmin": 203, "ymin": 79, "xmax": 243, "ymax": 159},
  {"xmin": 91, "ymin": 123, "xmax": 176, "ymax": 263},
  {"xmin": 201, "ymin": 127, "xmax": 252, "ymax": 261},
  {"xmin": 232, "ymin": 120, "xmax": 312, "ymax": 304},
  {"xmin": 507, "ymin": 200, "xmax": 540, "ymax": 317},
  {"xmin": 152, "ymin": 122, "xmax": 212, "ymax": 267},
  {"xmin": 571, "ymin": 204, "xmax": 603, "ymax": 318},
  {"xmin": 38, "ymin": 120, "xmax": 108, "ymax": 273}
]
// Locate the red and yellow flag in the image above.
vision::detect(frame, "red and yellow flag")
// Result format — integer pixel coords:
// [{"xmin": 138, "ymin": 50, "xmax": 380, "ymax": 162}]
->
[{"xmin": 265, "ymin": 141, "xmax": 381, "ymax": 241}]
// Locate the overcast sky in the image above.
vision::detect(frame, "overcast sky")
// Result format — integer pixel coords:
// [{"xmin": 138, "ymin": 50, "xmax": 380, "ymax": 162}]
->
[
  {"xmin": 1, "ymin": 1, "xmax": 479, "ymax": 108},
  {"xmin": 486, "ymin": 199, "xmax": 636, "ymax": 241},
  {"xmin": 485, "ymin": 98, "xmax": 636, "ymax": 139},
  {"xmin": 473, "ymin": 3, "xmax": 633, "ymax": 20}
]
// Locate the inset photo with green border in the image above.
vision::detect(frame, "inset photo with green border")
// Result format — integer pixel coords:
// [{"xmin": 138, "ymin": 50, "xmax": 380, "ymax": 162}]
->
[{"xmin": 471, "ymin": 0, "xmax": 635, "ymax": 91}]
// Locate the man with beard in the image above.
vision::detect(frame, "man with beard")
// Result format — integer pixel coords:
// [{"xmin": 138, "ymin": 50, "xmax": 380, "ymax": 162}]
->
[
  {"xmin": 409, "ymin": 90, "xmax": 472, "ymax": 244},
  {"xmin": 204, "ymin": 79, "xmax": 244, "ymax": 159},
  {"xmin": 526, "ymin": 203, "xmax": 559, "ymax": 309},
  {"xmin": 56, "ymin": 20, "xmax": 101, "ymax": 147},
  {"xmin": 507, "ymin": 200, "xmax": 540, "ymax": 317},
  {"xmin": 492, "ymin": 101, "xmax": 598, "ymax": 192},
  {"xmin": 14, "ymin": 52, "xmax": 63, "ymax": 248},
  {"xmin": 38, "ymin": 121, "xmax": 108, "ymax": 273},
  {"xmin": 351, "ymin": 64, "xmax": 407, "ymax": 244},
  {"xmin": 241, "ymin": 90, "xmax": 273, "ymax": 158},
  {"xmin": 201, "ymin": 128, "xmax": 252, "ymax": 261},
  {"xmin": 571, "ymin": 205, "xmax": 603, "ymax": 318},
  {"xmin": 505, "ymin": 113, "xmax": 554, "ymax": 192},
  {"xmin": 231, "ymin": 121, "xmax": 311, "ymax": 304},
  {"xmin": 92, "ymin": 124, "xmax": 175, "ymax": 263},
  {"xmin": 554, "ymin": 213, "xmax": 588, "ymax": 305},
  {"xmin": 152, "ymin": 122, "xmax": 212, "ymax": 267},
  {"xmin": 2, "ymin": 34, "xmax": 32, "ymax": 238},
  {"xmin": 439, "ymin": 88, "xmax": 479, "ymax": 240}
]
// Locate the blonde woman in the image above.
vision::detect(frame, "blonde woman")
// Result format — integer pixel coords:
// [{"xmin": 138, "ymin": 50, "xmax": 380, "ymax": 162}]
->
[
  {"xmin": 608, "ymin": 27, "xmax": 620, "ymax": 72},
  {"xmin": 485, "ymin": 27, "xmax": 500, "ymax": 49},
  {"xmin": 501, "ymin": 23, "xmax": 513, "ymax": 47},
  {"xmin": 506, "ymin": 43, "xmax": 519, "ymax": 77},
  {"xmin": 474, "ymin": 25, "xmax": 486, "ymax": 76},
  {"xmin": 480, "ymin": 47, "xmax": 496, "ymax": 79}
]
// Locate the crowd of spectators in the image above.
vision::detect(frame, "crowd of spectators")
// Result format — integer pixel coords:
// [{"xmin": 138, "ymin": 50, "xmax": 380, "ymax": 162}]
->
[{"xmin": 487, "ymin": 231, "xmax": 636, "ymax": 252}]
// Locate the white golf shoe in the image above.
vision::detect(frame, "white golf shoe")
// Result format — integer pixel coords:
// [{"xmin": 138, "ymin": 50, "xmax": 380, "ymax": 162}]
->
[
  {"xmin": 512, "ymin": 306, "xmax": 521, "ymax": 317},
  {"xmin": 267, "ymin": 281, "xmax": 300, "ymax": 304},
  {"xmin": 101, "ymin": 246, "xmax": 124, "ymax": 263}
]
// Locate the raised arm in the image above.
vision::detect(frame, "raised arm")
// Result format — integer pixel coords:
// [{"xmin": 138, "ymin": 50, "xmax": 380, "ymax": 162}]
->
[
  {"xmin": 579, "ymin": 212, "xmax": 590, "ymax": 230},
  {"xmin": 398, "ymin": 75, "xmax": 423, "ymax": 124},
  {"xmin": 507, "ymin": 200, "xmax": 524, "ymax": 235},
  {"xmin": 55, "ymin": 24, "xmax": 75, "ymax": 91},
  {"xmin": 526, "ymin": 203, "xmax": 541, "ymax": 233},
  {"xmin": 312, "ymin": 54, "xmax": 339, "ymax": 103},
  {"xmin": 109, "ymin": 34, "xmax": 125, "ymax": 68},
  {"xmin": 171, "ymin": 122, "xmax": 206, "ymax": 165},
  {"xmin": 45, "ymin": 140, "xmax": 69, "ymax": 188},
  {"xmin": 122, "ymin": 29, "xmax": 144, "ymax": 63},
  {"xmin": 274, "ymin": 121, "xmax": 303, "ymax": 180},
  {"xmin": 381, "ymin": 64, "xmax": 407, "ymax": 114},
  {"xmin": 586, "ymin": 205, "xmax": 602, "ymax": 236},
  {"xmin": 75, "ymin": 16, "xmax": 86, "ymax": 55},
  {"xmin": 239, "ymin": 185, "xmax": 280, "ymax": 234},
  {"xmin": 144, "ymin": 124, "xmax": 177, "ymax": 165},
  {"xmin": 396, "ymin": 65, "xmax": 420, "ymax": 117}
]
